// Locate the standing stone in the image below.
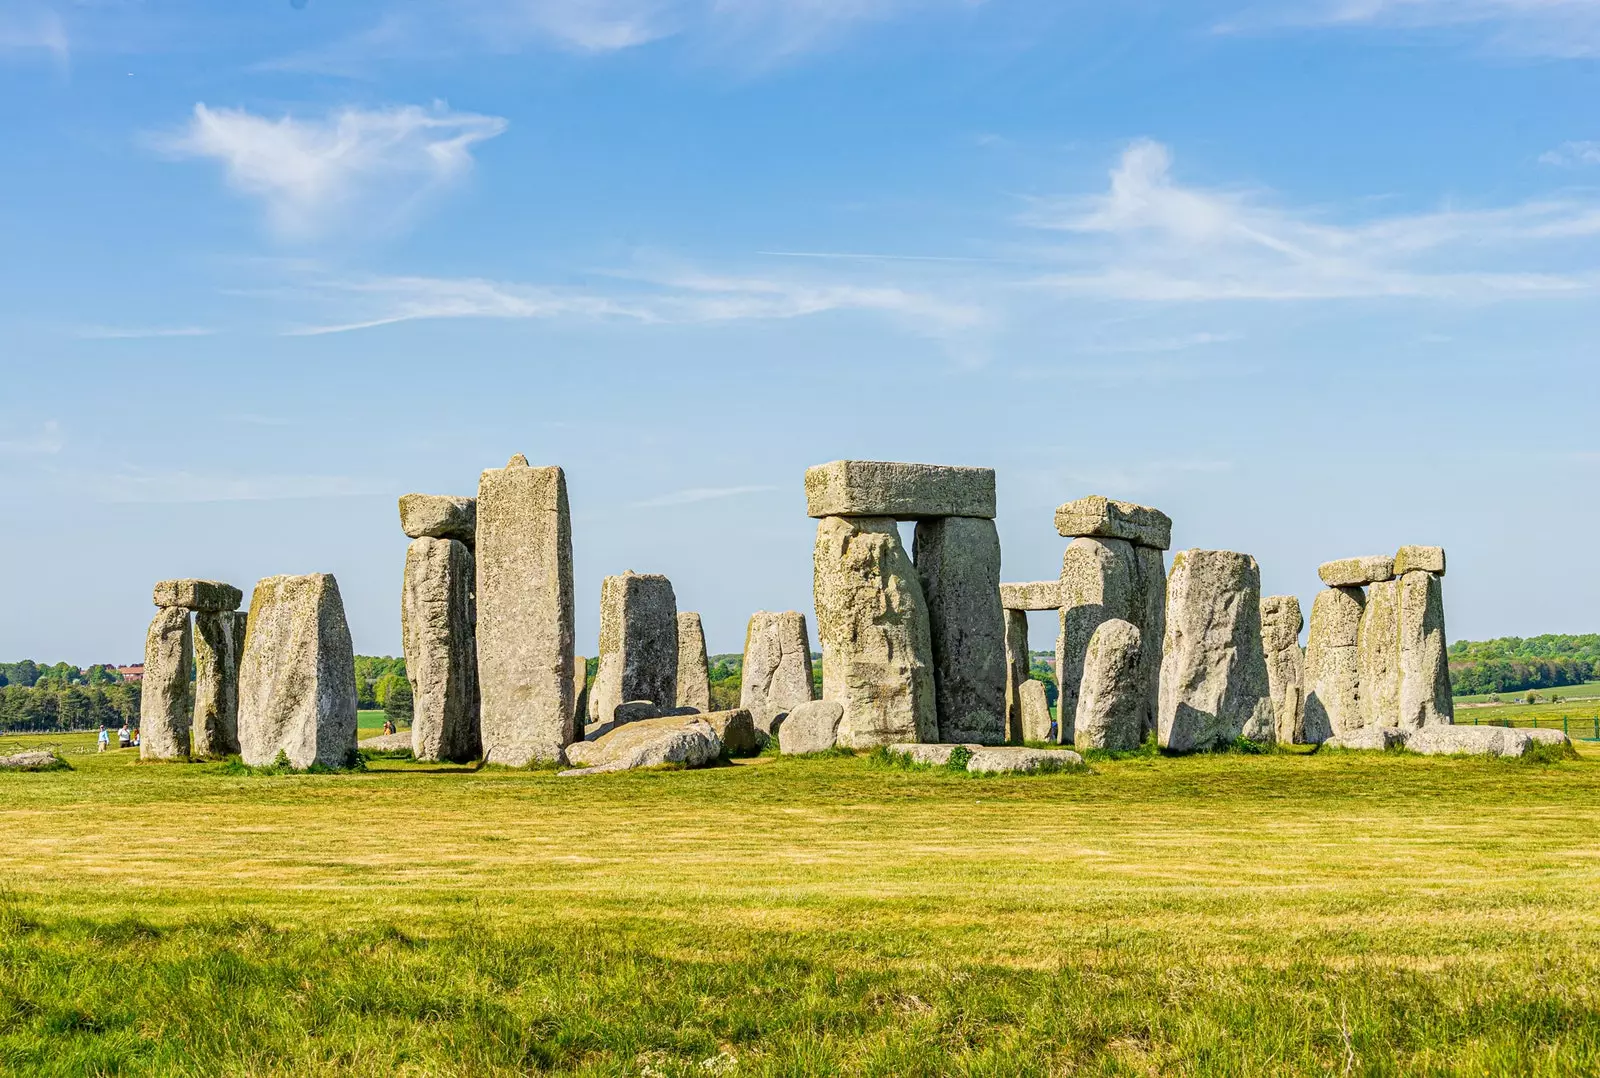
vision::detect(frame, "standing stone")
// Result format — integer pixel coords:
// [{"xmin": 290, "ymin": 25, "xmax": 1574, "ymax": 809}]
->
[
  {"xmin": 237, "ymin": 574, "xmax": 358, "ymax": 769},
  {"xmin": 1074, "ymin": 618, "xmax": 1144, "ymax": 752},
  {"xmin": 740, "ymin": 611, "xmax": 817, "ymax": 736},
  {"xmin": 193, "ymin": 609, "xmax": 242, "ymax": 757},
  {"xmin": 813, "ymin": 516, "xmax": 937, "ymax": 747},
  {"xmin": 1303, "ymin": 586, "xmax": 1364, "ymax": 741},
  {"xmin": 1019, "ymin": 679, "xmax": 1053, "ymax": 743},
  {"xmin": 572, "ymin": 656, "xmax": 590, "ymax": 732},
  {"xmin": 804, "ymin": 461, "xmax": 996, "ymax": 519},
  {"xmin": 402, "ymin": 536, "xmax": 480, "ymax": 763},
  {"xmin": 1398, "ymin": 570, "xmax": 1453, "ymax": 729},
  {"xmin": 476, "ymin": 456, "xmax": 575, "ymax": 766},
  {"xmin": 1133, "ymin": 545, "xmax": 1167, "ymax": 738},
  {"xmin": 590, "ymin": 572, "xmax": 678, "ymax": 726},
  {"xmin": 1357, "ymin": 578, "xmax": 1402, "ymax": 729},
  {"xmin": 913, "ymin": 516, "xmax": 1006, "ymax": 745},
  {"xmin": 140, "ymin": 606, "xmax": 193, "ymax": 760},
  {"xmin": 1260, "ymin": 595, "xmax": 1307, "ymax": 744},
  {"xmin": 676, "ymin": 612, "xmax": 712, "ymax": 713},
  {"xmin": 1156, "ymin": 550, "xmax": 1276, "ymax": 752},
  {"xmin": 1055, "ymin": 537, "xmax": 1138, "ymax": 744},
  {"xmin": 1003, "ymin": 609, "xmax": 1030, "ymax": 744}
]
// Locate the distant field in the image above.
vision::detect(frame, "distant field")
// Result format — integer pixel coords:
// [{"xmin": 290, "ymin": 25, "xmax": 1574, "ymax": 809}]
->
[
  {"xmin": 1450, "ymin": 697, "xmax": 1600, "ymax": 738},
  {"xmin": 1453, "ymin": 680, "xmax": 1600, "ymax": 705}
]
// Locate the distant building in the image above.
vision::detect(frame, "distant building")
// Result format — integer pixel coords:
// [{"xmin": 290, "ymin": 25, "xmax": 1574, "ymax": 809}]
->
[{"xmin": 116, "ymin": 664, "xmax": 144, "ymax": 683}]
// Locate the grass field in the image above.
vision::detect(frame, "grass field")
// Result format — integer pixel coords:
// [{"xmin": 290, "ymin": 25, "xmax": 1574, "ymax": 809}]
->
[
  {"xmin": 1451, "ymin": 696, "xmax": 1600, "ymax": 736},
  {"xmin": 1, "ymin": 733, "xmax": 1598, "ymax": 1075},
  {"xmin": 1453, "ymin": 681, "xmax": 1600, "ymax": 706}
]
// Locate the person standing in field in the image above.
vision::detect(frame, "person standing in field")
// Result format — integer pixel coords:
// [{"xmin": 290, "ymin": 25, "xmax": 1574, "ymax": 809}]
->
[
  {"xmin": 118, "ymin": 723, "xmax": 131, "ymax": 748},
  {"xmin": 97, "ymin": 726, "xmax": 110, "ymax": 753}
]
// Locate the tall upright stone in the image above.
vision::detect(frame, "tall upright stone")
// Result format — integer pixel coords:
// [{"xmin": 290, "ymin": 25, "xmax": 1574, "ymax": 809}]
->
[
  {"xmin": 572, "ymin": 656, "xmax": 590, "ymax": 732},
  {"xmin": 676, "ymin": 612, "xmax": 712, "ymax": 713},
  {"xmin": 476, "ymin": 456, "xmax": 575, "ymax": 766},
  {"xmin": 590, "ymin": 572, "xmax": 678, "ymax": 726},
  {"xmin": 193, "ymin": 609, "xmax": 242, "ymax": 757},
  {"xmin": 1156, "ymin": 550, "xmax": 1276, "ymax": 752},
  {"xmin": 1357, "ymin": 578, "xmax": 1402, "ymax": 729},
  {"xmin": 402, "ymin": 536, "xmax": 479, "ymax": 763},
  {"xmin": 1074, "ymin": 618, "xmax": 1144, "ymax": 752},
  {"xmin": 1398, "ymin": 569, "xmax": 1453, "ymax": 729},
  {"xmin": 813, "ymin": 516, "xmax": 937, "ymax": 747},
  {"xmin": 740, "ymin": 611, "xmax": 817, "ymax": 736},
  {"xmin": 1132, "ymin": 546, "xmax": 1167, "ymax": 738},
  {"xmin": 913, "ymin": 516, "xmax": 1006, "ymax": 745},
  {"xmin": 140, "ymin": 606, "xmax": 193, "ymax": 760},
  {"xmin": 1260, "ymin": 595, "xmax": 1307, "ymax": 744},
  {"xmin": 1002, "ymin": 609, "xmax": 1030, "ymax": 744},
  {"xmin": 1018, "ymin": 679, "xmax": 1053, "ymax": 743},
  {"xmin": 1056, "ymin": 537, "xmax": 1137, "ymax": 744},
  {"xmin": 237, "ymin": 573, "xmax": 358, "ymax": 769},
  {"xmin": 1303, "ymin": 586, "xmax": 1364, "ymax": 740}
]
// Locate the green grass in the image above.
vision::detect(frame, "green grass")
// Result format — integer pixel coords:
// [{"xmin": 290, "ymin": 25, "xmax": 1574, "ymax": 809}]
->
[
  {"xmin": 1453, "ymin": 680, "xmax": 1600, "ymax": 705},
  {"xmin": 1453, "ymin": 696, "xmax": 1600, "ymax": 737},
  {"xmin": 1, "ymin": 731, "xmax": 1598, "ymax": 1075}
]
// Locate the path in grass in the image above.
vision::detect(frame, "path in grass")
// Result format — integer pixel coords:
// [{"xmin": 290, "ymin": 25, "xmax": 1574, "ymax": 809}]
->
[{"xmin": 1, "ymin": 734, "xmax": 1597, "ymax": 1075}]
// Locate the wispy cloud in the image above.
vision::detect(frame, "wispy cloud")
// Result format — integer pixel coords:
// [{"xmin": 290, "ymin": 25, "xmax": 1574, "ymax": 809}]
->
[
  {"xmin": 1229, "ymin": 0, "xmax": 1600, "ymax": 57},
  {"xmin": 1541, "ymin": 140, "xmax": 1600, "ymax": 167},
  {"xmin": 632, "ymin": 484, "xmax": 779, "ymax": 507},
  {"xmin": 74, "ymin": 325, "xmax": 215, "ymax": 340},
  {"xmin": 99, "ymin": 468, "xmax": 377, "ymax": 504},
  {"xmin": 0, "ymin": 420, "xmax": 64, "ymax": 456},
  {"xmin": 1020, "ymin": 138, "xmax": 1600, "ymax": 302},
  {"xmin": 0, "ymin": 5, "xmax": 68, "ymax": 64},
  {"xmin": 155, "ymin": 102, "xmax": 507, "ymax": 241}
]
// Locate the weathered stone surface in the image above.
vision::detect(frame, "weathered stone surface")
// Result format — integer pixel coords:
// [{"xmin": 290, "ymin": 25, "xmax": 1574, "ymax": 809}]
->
[
  {"xmin": 1325, "ymin": 726, "xmax": 1404, "ymax": 751},
  {"xmin": 1000, "ymin": 581, "xmax": 1060, "ymax": 611},
  {"xmin": 698, "ymin": 708, "xmax": 758, "ymax": 756},
  {"xmin": 1318, "ymin": 555, "xmax": 1395, "ymax": 588},
  {"xmin": 739, "ymin": 611, "xmax": 816, "ymax": 736},
  {"xmin": 1132, "ymin": 545, "xmax": 1167, "ymax": 738},
  {"xmin": 559, "ymin": 717, "xmax": 721, "ymax": 775},
  {"xmin": 402, "ymin": 537, "xmax": 479, "ymax": 763},
  {"xmin": 914, "ymin": 516, "xmax": 1007, "ymax": 745},
  {"xmin": 153, "ymin": 579, "xmax": 242, "ymax": 613},
  {"xmin": 1303, "ymin": 586, "xmax": 1364, "ymax": 740},
  {"xmin": 1398, "ymin": 571, "xmax": 1453, "ymax": 730},
  {"xmin": 590, "ymin": 572, "xmax": 678, "ymax": 727},
  {"xmin": 1074, "ymin": 619, "xmax": 1144, "ymax": 752},
  {"xmin": 1357, "ymin": 578, "xmax": 1402, "ymax": 729},
  {"xmin": 804, "ymin": 460, "xmax": 995, "ymax": 520},
  {"xmin": 675, "ymin": 612, "xmax": 712, "ymax": 713},
  {"xmin": 1003, "ymin": 609, "xmax": 1029, "ymax": 743},
  {"xmin": 358, "ymin": 731, "xmax": 413, "ymax": 751},
  {"xmin": 476, "ymin": 457, "xmax": 575, "ymax": 766},
  {"xmin": 813, "ymin": 516, "xmax": 937, "ymax": 748},
  {"xmin": 398, "ymin": 493, "xmax": 476, "ymax": 543},
  {"xmin": 193, "ymin": 609, "xmax": 242, "ymax": 757},
  {"xmin": 1157, "ymin": 550, "xmax": 1276, "ymax": 752},
  {"xmin": 1525, "ymin": 728, "xmax": 1572, "ymax": 748},
  {"xmin": 140, "ymin": 606, "xmax": 192, "ymax": 760},
  {"xmin": 572, "ymin": 656, "xmax": 590, "ymax": 734},
  {"xmin": 777, "ymin": 699, "xmax": 844, "ymax": 755},
  {"xmin": 0, "ymin": 750, "xmax": 68, "ymax": 771},
  {"xmin": 1053, "ymin": 496, "xmax": 1172, "ymax": 550},
  {"xmin": 1019, "ymin": 679, "xmax": 1053, "ymax": 743},
  {"xmin": 1404, "ymin": 724, "xmax": 1540, "ymax": 757},
  {"xmin": 1056, "ymin": 537, "xmax": 1154, "ymax": 744},
  {"xmin": 889, "ymin": 743, "xmax": 981, "ymax": 765},
  {"xmin": 237, "ymin": 574, "xmax": 358, "ymax": 769},
  {"xmin": 1260, "ymin": 595, "xmax": 1307, "ymax": 744},
  {"xmin": 966, "ymin": 746, "xmax": 1083, "ymax": 774},
  {"xmin": 1394, "ymin": 545, "xmax": 1446, "ymax": 577}
]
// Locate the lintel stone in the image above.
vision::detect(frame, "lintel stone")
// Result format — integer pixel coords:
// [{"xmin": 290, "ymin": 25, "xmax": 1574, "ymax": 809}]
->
[
  {"xmin": 1317, "ymin": 555, "xmax": 1395, "ymax": 587},
  {"xmin": 1000, "ymin": 581, "xmax": 1061, "ymax": 611},
  {"xmin": 1053, "ymin": 496, "xmax": 1171, "ymax": 550},
  {"xmin": 399, "ymin": 494, "xmax": 476, "ymax": 543},
  {"xmin": 152, "ymin": 579, "xmax": 242, "ymax": 613},
  {"xmin": 804, "ymin": 460, "xmax": 995, "ymax": 520},
  {"xmin": 1394, "ymin": 545, "xmax": 1446, "ymax": 576}
]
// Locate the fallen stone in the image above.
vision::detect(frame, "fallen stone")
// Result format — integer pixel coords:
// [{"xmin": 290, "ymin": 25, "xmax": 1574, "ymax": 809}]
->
[
  {"xmin": 1324, "ymin": 726, "xmax": 1405, "ymax": 751},
  {"xmin": 1404, "ymin": 724, "xmax": 1539, "ymax": 757},
  {"xmin": 1053, "ymin": 496, "xmax": 1171, "ymax": 550},
  {"xmin": 1260, "ymin": 595, "xmax": 1307, "ymax": 744},
  {"xmin": 1525, "ymin": 728, "xmax": 1572, "ymax": 748},
  {"xmin": 813, "ymin": 516, "xmax": 937, "ymax": 748},
  {"xmin": 591, "ymin": 571, "xmax": 678, "ymax": 728},
  {"xmin": 1000, "ymin": 581, "xmax": 1061, "ymax": 611},
  {"xmin": 402, "ymin": 536, "xmax": 480, "ymax": 763},
  {"xmin": 237, "ymin": 573, "xmax": 359, "ymax": 769},
  {"xmin": 0, "ymin": 750, "xmax": 69, "ymax": 771},
  {"xmin": 358, "ymin": 731, "xmax": 413, "ymax": 751},
  {"xmin": 1074, "ymin": 618, "xmax": 1144, "ymax": 752},
  {"xmin": 1317, "ymin": 555, "xmax": 1395, "ymax": 588},
  {"xmin": 1157, "ymin": 550, "xmax": 1276, "ymax": 752},
  {"xmin": 914, "ymin": 515, "xmax": 1007, "ymax": 745},
  {"xmin": 739, "ymin": 611, "xmax": 817, "ymax": 736},
  {"xmin": 778, "ymin": 699, "xmax": 845, "ymax": 755},
  {"xmin": 1303, "ymin": 586, "xmax": 1364, "ymax": 741},
  {"xmin": 1394, "ymin": 545, "xmax": 1446, "ymax": 577},
  {"xmin": 804, "ymin": 460, "xmax": 996, "ymax": 519},
  {"xmin": 192, "ymin": 609, "xmax": 242, "ymax": 757},
  {"xmin": 559, "ymin": 717, "xmax": 721, "ymax": 775},
  {"xmin": 476, "ymin": 456, "xmax": 576, "ymax": 766},
  {"xmin": 697, "ymin": 708, "xmax": 758, "ymax": 756},
  {"xmin": 966, "ymin": 746, "xmax": 1084, "ymax": 775},
  {"xmin": 1003, "ymin": 609, "xmax": 1030, "ymax": 743},
  {"xmin": 1357, "ymin": 578, "xmax": 1402, "ymax": 730},
  {"xmin": 1398, "ymin": 571, "xmax": 1453, "ymax": 730},
  {"xmin": 398, "ymin": 493, "xmax": 476, "ymax": 543},
  {"xmin": 1019, "ymin": 679, "xmax": 1053, "ymax": 743},
  {"xmin": 140, "ymin": 606, "xmax": 193, "ymax": 760},
  {"xmin": 675, "ymin": 612, "xmax": 712, "ymax": 713},
  {"xmin": 889, "ymin": 742, "xmax": 982, "ymax": 766},
  {"xmin": 152, "ymin": 579, "xmax": 242, "ymax": 613}
]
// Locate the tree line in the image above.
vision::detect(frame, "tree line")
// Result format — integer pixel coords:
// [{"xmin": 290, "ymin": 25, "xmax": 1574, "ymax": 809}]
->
[{"xmin": 1448, "ymin": 635, "xmax": 1600, "ymax": 696}]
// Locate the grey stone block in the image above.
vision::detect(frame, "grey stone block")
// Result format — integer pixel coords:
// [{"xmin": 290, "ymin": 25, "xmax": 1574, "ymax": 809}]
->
[
  {"xmin": 740, "ymin": 611, "xmax": 816, "ymax": 736},
  {"xmin": 1304, "ymin": 586, "xmax": 1364, "ymax": 741},
  {"xmin": 193, "ymin": 609, "xmax": 242, "ymax": 757},
  {"xmin": 140, "ymin": 606, "xmax": 193, "ymax": 760},
  {"xmin": 402, "ymin": 537, "xmax": 480, "ymax": 763},
  {"xmin": 999, "ymin": 581, "xmax": 1060, "ymax": 611},
  {"xmin": 1053, "ymin": 496, "xmax": 1171, "ymax": 550},
  {"xmin": 675, "ymin": 612, "xmax": 712, "ymax": 713},
  {"xmin": 778, "ymin": 699, "xmax": 844, "ymax": 755},
  {"xmin": 804, "ymin": 460, "xmax": 995, "ymax": 519},
  {"xmin": 153, "ymin": 579, "xmax": 242, "ymax": 613},
  {"xmin": 1074, "ymin": 618, "xmax": 1144, "ymax": 752},
  {"xmin": 1394, "ymin": 545, "xmax": 1446, "ymax": 577},
  {"xmin": 1317, "ymin": 555, "xmax": 1395, "ymax": 587},
  {"xmin": 914, "ymin": 516, "xmax": 1007, "ymax": 746},
  {"xmin": 591, "ymin": 571, "xmax": 678, "ymax": 727},
  {"xmin": 398, "ymin": 493, "xmax": 476, "ymax": 543}
]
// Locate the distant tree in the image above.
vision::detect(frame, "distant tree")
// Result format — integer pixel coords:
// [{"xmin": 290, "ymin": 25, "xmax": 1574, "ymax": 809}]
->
[{"xmin": 384, "ymin": 678, "xmax": 413, "ymax": 724}]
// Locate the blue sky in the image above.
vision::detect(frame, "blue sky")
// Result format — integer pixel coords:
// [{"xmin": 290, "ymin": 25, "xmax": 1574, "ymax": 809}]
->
[{"xmin": 2, "ymin": 0, "xmax": 1597, "ymax": 663}]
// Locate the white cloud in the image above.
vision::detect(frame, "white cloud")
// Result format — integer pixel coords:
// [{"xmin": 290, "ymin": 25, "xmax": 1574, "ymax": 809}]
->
[
  {"xmin": 632, "ymin": 484, "xmax": 778, "ymax": 507},
  {"xmin": 99, "ymin": 468, "xmax": 376, "ymax": 504},
  {"xmin": 1237, "ymin": 0, "xmax": 1600, "ymax": 57},
  {"xmin": 157, "ymin": 102, "xmax": 507, "ymax": 240},
  {"xmin": 74, "ymin": 325, "xmax": 214, "ymax": 340},
  {"xmin": 1021, "ymin": 139, "xmax": 1600, "ymax": 302},
  {"xmin": 1541, "ymin": 140, "xmax": 1600, "ymax": 167},
  {"xmin": 0, "ymin": 420, "xmax": 63, "ymax": 456},
  {"xmin": 0, "ymin": 5, "xmax": 68, "ymax": 64}
]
